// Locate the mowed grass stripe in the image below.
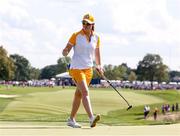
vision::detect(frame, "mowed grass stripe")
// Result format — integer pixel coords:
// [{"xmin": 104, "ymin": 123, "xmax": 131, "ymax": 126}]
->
[
  {"xmin": 1, "ymin": 88, "xmax": 165, "ymax": 118},
  {"xmin": 3, "ymin": 102, "xmax": 69, "ymax": 114},
  {"xmin": 90, "ymin": 89, "xmax": 165, "ymax": 114}
]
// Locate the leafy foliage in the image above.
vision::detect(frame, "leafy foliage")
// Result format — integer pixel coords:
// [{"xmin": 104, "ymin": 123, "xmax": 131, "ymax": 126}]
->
[
  {"xmin": 128, "ymin": 71, "xmax": 137, "ymax": 82},
  {"xmin": 39, "ymin": 57, "xmax": 71, "ymax": 79},
  {"xmin": 57, "ymin": 57, "xmax": 71, "ymax": 74},
  {"xmin": 103, "ymin": 64, "xmax": 129, "ymax": 80},
  {"xmin": 10, "ymin": 54, "xmax": 31, "ymax": 80},
  {"xmin": 0, "ymin": 46, "xmax": 15, "ymax": 80},
  {"xmin": 136, "ymin": 54, "xmax": 169, "ymax": 82},
  {"xmin": 40, "ymin": 65, "xmax": 58, "ymax": 79}
]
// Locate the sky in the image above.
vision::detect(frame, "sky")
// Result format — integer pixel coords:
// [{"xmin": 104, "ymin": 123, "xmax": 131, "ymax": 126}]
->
[{"xmin": 0, "ymin": 0, "xmax": 180, "ymax": 71}]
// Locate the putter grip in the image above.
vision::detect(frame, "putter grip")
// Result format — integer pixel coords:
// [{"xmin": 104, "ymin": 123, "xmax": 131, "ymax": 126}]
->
[
  {"xmin": 96, "ymin": 68, "xmax": 100, "ymax": 74},
  {"xmin": 96, "ymin": 68, "xmax": 104, "ymax": 79}
]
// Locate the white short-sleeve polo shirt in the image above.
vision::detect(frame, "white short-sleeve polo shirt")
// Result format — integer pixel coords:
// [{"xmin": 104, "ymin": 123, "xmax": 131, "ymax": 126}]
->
[{"xmin": 68, "ymin": 30, "xmax": 100, "ymax": 69}]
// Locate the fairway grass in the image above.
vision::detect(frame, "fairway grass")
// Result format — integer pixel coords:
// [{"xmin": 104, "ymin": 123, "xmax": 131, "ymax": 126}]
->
[{"xmin": 0, "ymin": 86, "xmax": 180, "ymax": 125}]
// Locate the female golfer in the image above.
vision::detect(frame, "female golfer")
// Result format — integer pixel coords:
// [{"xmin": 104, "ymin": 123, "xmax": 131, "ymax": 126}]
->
[{"xmin": 62, "ymin": 13, "xmax": 103, "ymax": 128}]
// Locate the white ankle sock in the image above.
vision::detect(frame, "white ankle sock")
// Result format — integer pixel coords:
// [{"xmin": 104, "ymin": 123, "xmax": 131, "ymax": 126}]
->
[{"xmin": 90, "ymin": 116, "xmax": 94, "ymax": 122}]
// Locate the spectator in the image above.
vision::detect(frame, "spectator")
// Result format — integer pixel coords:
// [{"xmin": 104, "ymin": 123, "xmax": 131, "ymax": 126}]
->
[
  {"xmin": 162, "ymin": 104, "xmax": 165, "ymax": 115},
  {"xmin": 62, "ymin": 79, "xmax": 65, "ymax": 89},
  {"xmin": 172, "ymin": 104, "xmax": 175, "ymax": 112},
  {"xmin": 165, "ymin": 104, "xmax": 170, "ymax": 112},
  {"xmin": 167, "ymin": 104, "xmax": 171, "ymax": 112},
  {"xmin": 144, "ymin": 105, "xmax": 150, "ymax": 119},
  {"xmin": 153, "ymin": 107, "xmax": 159, "ymax": 120},
  {"xmin": 176, "ymin": 103, "xmax": 179, "ymax": 111}
]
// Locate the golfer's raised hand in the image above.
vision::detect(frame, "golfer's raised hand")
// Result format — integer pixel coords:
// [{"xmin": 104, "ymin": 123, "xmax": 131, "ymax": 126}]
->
[{"xmin": 95, "ymin": 65, "xmax": 104, "ymax": 77}]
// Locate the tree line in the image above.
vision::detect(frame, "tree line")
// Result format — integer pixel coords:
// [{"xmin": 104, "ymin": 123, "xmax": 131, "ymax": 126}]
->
[{"xmin": 0, "ymin": 45, "xmax": 180, "ymax": 82}]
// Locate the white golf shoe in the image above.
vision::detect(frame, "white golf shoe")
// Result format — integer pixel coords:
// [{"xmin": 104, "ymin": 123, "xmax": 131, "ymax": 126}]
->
[
  {"xmin": 90, "ymin": 114, "xmax": 100, "ymax": 128},
  {"xmin": 67, "ymin": 118, "xmax": 81, "ymax": 128}
]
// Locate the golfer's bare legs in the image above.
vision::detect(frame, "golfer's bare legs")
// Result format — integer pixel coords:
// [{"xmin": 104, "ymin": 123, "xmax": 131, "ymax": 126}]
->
[
  {"xmin": 79, "ymin": 80, "xmax": 93, "ymax": 119},
  {"xmin": 70, "ymin": 88, "xmax": 82, "ymax": 120},
  {"xmin": 70, "ymin": 80, "xmax": 93, "ymax": 120}
]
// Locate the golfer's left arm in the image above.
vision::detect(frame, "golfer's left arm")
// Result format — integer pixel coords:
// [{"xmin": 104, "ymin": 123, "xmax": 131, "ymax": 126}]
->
[
  {"xmin": 62, "ymin": 43, "xmax": 73, "ymax": 57},
  {"xmin": 95, "ymin": 47, "xmax": 101, "ymax": 66},
  {"xmin": 95, "ymin": 47, "xmax": 103, "ymax": 75}
]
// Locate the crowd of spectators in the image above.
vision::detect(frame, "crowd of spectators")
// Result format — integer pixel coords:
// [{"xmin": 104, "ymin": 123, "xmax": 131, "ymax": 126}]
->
[
  {"xmin": 1, "ymin": 79, "xmax": 180, "ymax": 90},
  {"xmin": 144, "ymin": 103, "xmax": 179, "ymax": 120},
  {"xmin": 99, "ymin": 80, "xmax": 180, "ymax": 90},
  {"xmin": 0, "ymin": 80, "xmax": 55, "ymax": 88}
]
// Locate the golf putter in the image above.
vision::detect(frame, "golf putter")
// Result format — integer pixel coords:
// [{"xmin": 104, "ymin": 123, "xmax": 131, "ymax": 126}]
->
[{"xmin": 96, "ymin": 68, "xmax": 132, "ymax": 111}]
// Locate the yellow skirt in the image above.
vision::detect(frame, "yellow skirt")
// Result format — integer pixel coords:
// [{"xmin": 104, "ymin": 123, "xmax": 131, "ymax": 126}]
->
[{"xmin": 69, "ymin": 68, "xmax": 93, "ymax": 85}]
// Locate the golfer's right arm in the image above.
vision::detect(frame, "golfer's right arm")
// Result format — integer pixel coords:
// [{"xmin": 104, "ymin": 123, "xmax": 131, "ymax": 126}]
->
[{"xmin": 62, "ymin": 43, "xmax": 73, "ymax": 56}]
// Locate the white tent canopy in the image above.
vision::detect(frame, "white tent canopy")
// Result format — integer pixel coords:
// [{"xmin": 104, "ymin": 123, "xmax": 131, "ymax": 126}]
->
[{"xmin": 56, "ymin": 72, "xmax": 71, "ymax": 78}]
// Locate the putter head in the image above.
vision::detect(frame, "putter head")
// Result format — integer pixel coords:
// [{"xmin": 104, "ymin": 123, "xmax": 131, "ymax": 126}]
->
[{"xmin": 127, "ymin": 105, "xmax": 132, "ymax": 111}]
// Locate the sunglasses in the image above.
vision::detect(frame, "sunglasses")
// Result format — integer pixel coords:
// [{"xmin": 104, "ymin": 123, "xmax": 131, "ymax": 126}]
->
[{"xmin": 82, "ymin": 21, "xmax": 92, "ymax": 26}]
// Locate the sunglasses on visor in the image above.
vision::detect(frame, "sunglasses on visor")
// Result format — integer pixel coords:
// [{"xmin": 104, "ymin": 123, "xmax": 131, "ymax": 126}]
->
[{"xmin": 82, "ymin": 21, "xmax": 93, "ymax": 26}]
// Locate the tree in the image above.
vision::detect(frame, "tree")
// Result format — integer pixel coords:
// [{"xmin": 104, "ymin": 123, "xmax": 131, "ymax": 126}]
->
[
  {"xmin": 155, "ymin": 64, "xmax": 169, "ymax": 82},
  {"xmin": 40, "ymin": 65, "xmax": 57, "ymax": 79},
  {"xmin": 39, "ymin": 57, "xmax": 71, "ymax": 79},
  {"xmin": 103, "ymin": 64, "xmax": 115, "ymax": 80},
  {"xmin": 29, "ymin": 67, "xmax": 40, "ymax": 79},
  {"xmin": 121, "ymin": 63, "xmax": 131, "ymax": 79},
  {"xmin": 117, "ymin": 64, "xmax": 129, "ymax": 80},
  {"xmin": 169, "ymin": 71, "xmax": 180, "ymax": 82},
  {"xmin": 103, "ymin": 64, "xmax": 128, "ymax": 80},
  {"xmin": 0, "ymin": 46, "xmax": 15, "ymax": 80},
  {"xmin": 57, "ymin": 57, "xmax": 71, "ymax": 74},
  {"xmin": 10, "ymin": 54, "xmax": 31, "ymax": 80},
  {"xmin": 128, "ymin": 71, "xmax": 137, "ymax": 82},
  {"xmin": 136, "ymin": 54, "xmax": 169, "ymax": 88}
]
